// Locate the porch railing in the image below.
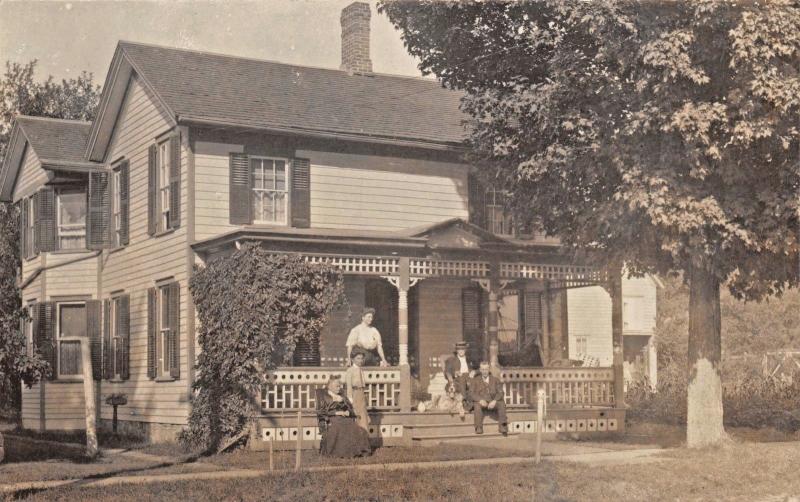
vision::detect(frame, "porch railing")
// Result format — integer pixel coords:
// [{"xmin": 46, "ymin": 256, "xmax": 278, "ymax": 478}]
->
[
  {"xmin": 261, "ymin": 367, "xmax": 402, "ymax": 412},
  {"xmin": 499, "ymin": 367, "xmax": 615, "ymax": 408}
]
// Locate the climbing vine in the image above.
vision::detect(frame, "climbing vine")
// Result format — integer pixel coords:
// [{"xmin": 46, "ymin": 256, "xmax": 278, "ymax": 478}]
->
[{"xmin": 182, "ymin": 244, "xmax": 345, "ymax": 451}]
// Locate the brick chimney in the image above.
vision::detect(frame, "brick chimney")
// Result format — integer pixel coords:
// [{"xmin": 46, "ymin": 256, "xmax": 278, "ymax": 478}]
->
[{"xmin": 340, "ymin": 2, "xmax": 373, "ymax": 73}]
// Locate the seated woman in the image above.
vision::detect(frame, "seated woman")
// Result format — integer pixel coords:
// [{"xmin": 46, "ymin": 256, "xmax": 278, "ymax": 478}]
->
[{"xmin": 316, "ymin": 376, "xmax": 371, "ymax": 458}]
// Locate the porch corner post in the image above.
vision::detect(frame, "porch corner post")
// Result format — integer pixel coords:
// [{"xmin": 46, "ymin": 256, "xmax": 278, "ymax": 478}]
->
[
  {"xmin": 398, "ymin": 257, "xmax": 412, "ymax": 412},
  {"xmin": 610, "ymin": 266, "xmax": 625, "ymax": 409},
  {"xmin": 488, "ymin": 261, "xmax": 500, "ymax": 369}
]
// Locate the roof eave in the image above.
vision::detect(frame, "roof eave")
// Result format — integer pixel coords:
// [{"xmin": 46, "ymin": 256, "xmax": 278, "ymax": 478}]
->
[
  {"xmin": 178, "ymin": 115, "xmax": 468, "ymax": 153},
  {"xmin": 40, "ymin": 159, "xmax": 108, "ymax": 173},
  {"xmin": 0, "ymin": 124, "xmax": 26, "ymax": 202}
]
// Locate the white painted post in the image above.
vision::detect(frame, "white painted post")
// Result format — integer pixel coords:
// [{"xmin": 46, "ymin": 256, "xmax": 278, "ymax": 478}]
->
[
  {"xmin": 268, "ymin": 435, "xmax": 274, "ymax": 472},
  {"xmin": 77, "ymin": 337, "xmax": 98, "ymax": 458},
  {"xmin": 536, "ymin": 389, "xmax": 546, "ymax": 464},
  {"xmin": 295, "ymin": 410, "xmax": 302, "ymax": 471}
]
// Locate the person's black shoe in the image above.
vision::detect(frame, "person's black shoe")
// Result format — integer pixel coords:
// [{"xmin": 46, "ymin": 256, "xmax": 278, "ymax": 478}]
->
[
  {"xmin": 500, "ymin": 425, "xmax": 509, "ymax": 436},
  {"xmin": 475, "ymin": 427, "xmax": 484, "ymax": 434}
]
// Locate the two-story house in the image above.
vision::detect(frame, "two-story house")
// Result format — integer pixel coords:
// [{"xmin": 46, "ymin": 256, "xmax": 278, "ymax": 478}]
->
[{"xmin": 1, "ymin": 3, "xmax": 656, "ymax": 444}]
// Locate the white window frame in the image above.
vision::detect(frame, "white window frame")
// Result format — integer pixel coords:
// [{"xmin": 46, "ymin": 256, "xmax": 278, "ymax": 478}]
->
[
  {"xmin": 575, "ymin": 336, "xmax": 589, "ymax": 358},
  {"xmin": 25, "ymin": 197, "xmax": 35, "ymax": 258},
  {"xmin": 250, "ymin": 156, "xmax": 289, "ymax": 225},
  {"xmin": 111, "ymin": 167, "xmax": 122, "ymax": 247},
  {"xmin": 25, "ymin": 301, "xmax": 35, "ymax": 357},
  {"xmin": 158, "ymin": 140, "xmax": 171, "ymax": 231},
  {"xmin": 108, "ymin": 296, "xmax": 123, "ymax": 379},
  {"xmin": 56, "ymin": 301, "xmax": 85, "ymax": 378},
  {"xmin": 485, "ymin": 187, "xmax": 514, "ymax": 236},
  {"xmin": 56, "ymin": 188, "xmax": 87, "ymax": 250},
  {"xmin": 156, "ymin": 285, "xmax": 173, "ymax": 378}
]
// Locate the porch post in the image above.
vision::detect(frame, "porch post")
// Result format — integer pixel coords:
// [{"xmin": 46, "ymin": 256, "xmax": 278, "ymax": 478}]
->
[
  {"xmin": 488, "ymin": 261, "xmax": 500, "ymax": 369},
  {"xmin": 541, "ymin": 280, "xmax": 551, "ymax": 366},
  {"xmin": 610, "ymin": 266, "xmax": 626, "ymax": 409},
  {"xmin": 397, "ymin": 257, "xmax": 412, "ymax": 412}
]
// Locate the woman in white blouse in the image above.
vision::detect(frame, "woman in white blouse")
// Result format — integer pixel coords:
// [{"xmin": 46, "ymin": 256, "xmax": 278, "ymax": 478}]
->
[
  {"xmin": 345, "ymin": 349, "xmax": 370, "ymax": 431},
  {"xmin": 345, "ymin": 307, "xmax": 389, "ymax": 367}
]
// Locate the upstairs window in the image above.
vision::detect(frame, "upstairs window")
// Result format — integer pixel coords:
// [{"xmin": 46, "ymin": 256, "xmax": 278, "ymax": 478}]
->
[
  {"xmin": 251, "ymin": 157, "xmax": 288, "ymax": 225},
  {"xmin": 111, "ymin": 168, "xmax": 122, "ymax": 247},
  {"xmin": 485, "ymin": 187, "xmax": 514, "ymax": 236},
  {"xmin": 56, "ymin": 189, "xmax": 86, "ymax": 250},
  {"xmin": 23, "ymin": 197, "xmax": 35, "ymax": 259},
  {"xmin": 158, "ymin": 140, "xmax": 171, "ymax": 230}
]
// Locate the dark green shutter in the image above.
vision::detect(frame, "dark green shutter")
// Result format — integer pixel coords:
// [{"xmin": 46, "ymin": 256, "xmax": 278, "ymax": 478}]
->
[
  {"xmin": 36, "ymin": 188, "xmax": 56, "ymax": 252},
  {"xmin": 119, "ymin": 161, "xmax": 130, "ymax": 245},
  {"xmin": 17, "ymin": 200, "xmax": 26, "ymax": 260},
  {"xmin": 168, "ymin": 133, "xmax": 181, "ymax": 229},
  {"xmin": 103, "ymin": 299, "xmax": 113, "ymax": 380},
  {"xmin": 168, "ymin": 283, "xmax": 180, "ymax": 379},
  {"xmin": 462, "ymin": 286, "xmax": 484, "ymax": 364},
  {"xmin": 523, "ymin": 289, "xmax": 545, "ymax": 366},
  {"xmin": 87, "ymin": 300, "xmax": 102, "ymax": 380},
  {"xmin": 87, "ymin": 171, "xmax": 111, "ymax": 249},
  {"xmin": 229, "ymin": 153, "xmax": 251, "ymax": 224},
  {"xmin": 290, "ymin": 158, "xmax": 311, "ymax": 228},
  {"xmin": 468, "ymin": 173, "xmax": 486, "ymax": 230},
  {"xmin": 147, "ymin": 144, "xmax": 157, "ymax": 235},
  {"xmin": 119, "ymin": 295, "xmax": 130, "ymax": 380},
  {"xmin": 34, "ymin": 302, "xmax": 56, "ymax": 380},
  {"xmin": 147, "ymin": 287, "xmax": 157, "ymax": 379}
]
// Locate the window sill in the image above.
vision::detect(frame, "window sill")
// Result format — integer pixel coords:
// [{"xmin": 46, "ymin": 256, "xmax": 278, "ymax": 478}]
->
[
  {"xmin": 152, "ymin": 228, "xmax": 177, "ymax": 239},
  {"xmin": 155, "ymin": 376, "xmax": 176, "ymax": 383},
  {"xmin": 50, "ymin": 249, "xmax": 93, "ymax": 255},
  {"xmin": 108, "ymin": 377, "xmax": 126, "ymax": 383},
  {"xmin": 51, "ymin": 378, "xmax": 83, "ymax": 384}
]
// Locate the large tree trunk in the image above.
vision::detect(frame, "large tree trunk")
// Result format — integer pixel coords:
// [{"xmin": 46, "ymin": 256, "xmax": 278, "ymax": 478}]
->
[{"xmin": 686, "ymin": 264, "xmax": 727, "ymax": 447}]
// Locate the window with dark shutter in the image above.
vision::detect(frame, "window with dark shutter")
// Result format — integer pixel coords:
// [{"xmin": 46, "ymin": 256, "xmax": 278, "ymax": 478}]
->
[
  {"xmin": 17, "ymin": 200, "xmax": 26, "ymax": 260},
  {"xmin": 523, "ymin": 289, "xmax": 545, "ymax": 367},
  {"xmin": 87, "ymin": 300, "xmax": 102, "ymax": 380},
  {"xmin": 229, "ymin": 153, "xmax": 251, "ymax": 224},
  {"xmin": 36, "ymin": 188, "xmax": 56, "ymax": 252},
  {"xmin": 118, "ymin": 161, "xmax": 130, "ymax": 245},
  {"xmin": 33, "ymin": 302, "xmax": 56, "ymax": 380},
  {"xmin": 167, "ymin": 283, "xmax": 180, "ymax": 379},
  {"xmin": 147, "ymin": 144, "xmax": 158, "ymax": 236},
  {"xmin": 291, "ymin": 158, "xmax": 311, "ymax": 228},
  {"xmin": 169, "ymin": 133, "xmax": 181, "ymax": 229},
  {"xmin": 147, "ymin": 287, "xmax": 157, "ymax": 379},
  {"xmin": 118, "ymin": 294, "xmax": 130, "ymax": 380},
  {"xmin": 468, "ymin": 173, "xmax": 486, "ymax": 230},
  {"xmin": 103, "ymin": 299, "xmax": 113, "ymax": 380},
  {"xmin": 462, "ymin": 286, "xmax": 484, "ymax": 364},
  {"xmin": 87, "ymin": 172, "xmax": 111, "ymax": 250}
]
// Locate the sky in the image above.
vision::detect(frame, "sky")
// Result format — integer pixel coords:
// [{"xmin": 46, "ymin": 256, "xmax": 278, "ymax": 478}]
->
[{"xmin": 0, "ymin": 0, "xmax": 424, "ymax": 84}]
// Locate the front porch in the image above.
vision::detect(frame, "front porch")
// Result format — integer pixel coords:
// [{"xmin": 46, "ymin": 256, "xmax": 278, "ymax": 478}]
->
[{"xmin": 192, "ymin": 220, "xmax": 627, "ymax": 448}]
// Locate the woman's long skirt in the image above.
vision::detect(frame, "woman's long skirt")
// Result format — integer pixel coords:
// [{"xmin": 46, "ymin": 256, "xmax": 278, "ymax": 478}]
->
[
  {"xmin": 351, "ymin": 389, "xmax": 370, "ymax": 431},
  {"xmin": 319, "ymin": 417, "xmax": 371, "ymax": 458}
]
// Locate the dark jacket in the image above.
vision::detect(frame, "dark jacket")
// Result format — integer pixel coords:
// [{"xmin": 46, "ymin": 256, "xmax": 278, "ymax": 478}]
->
[
  {"xmin": 468, "ymin": 374, "xmax": 505, "ymax": 403},
  {"xmin": 316, "ymin": 388, "xmax": 356, "ymax": 432},
  {"xmin": 444, "ymin": 354, "xmax": 473, "ymax": 380}
]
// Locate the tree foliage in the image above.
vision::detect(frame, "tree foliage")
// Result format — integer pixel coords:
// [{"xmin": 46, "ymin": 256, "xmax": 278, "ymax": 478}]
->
[
  {"xmin": 381, "ymin": 0, "xmax": 800, "ymax": 446},
  {"xmin": 0, "ymin": 60, "xmax": 100, "ymax": 418},
  {"xmin": 381, "ymin": 1, "xmax": 799, "ymax": 296},
  {"xmin": 182, "ymin": 245, "xmax": 346, "ymax": 450}
]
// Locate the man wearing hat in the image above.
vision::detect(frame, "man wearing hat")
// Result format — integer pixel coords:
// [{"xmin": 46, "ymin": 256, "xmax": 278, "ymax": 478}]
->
[
  {"xmin": 345, "ymin": 307, "xmax": 389, "ymax": 367},
  {"xmin": 444, "ymin": 341, "xmax": 476, "ymax": 398}
]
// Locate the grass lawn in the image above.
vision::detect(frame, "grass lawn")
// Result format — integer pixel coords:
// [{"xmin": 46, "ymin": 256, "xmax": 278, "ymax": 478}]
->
[{"xmin": 8, "ymin": 441, "xmax": 800, "ymax": 502}]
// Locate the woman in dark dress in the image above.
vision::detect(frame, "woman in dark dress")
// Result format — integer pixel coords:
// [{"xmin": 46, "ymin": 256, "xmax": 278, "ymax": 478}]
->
[{"xmin": 316, "ymin": 376, "xmax": 371, "ymax": 458}]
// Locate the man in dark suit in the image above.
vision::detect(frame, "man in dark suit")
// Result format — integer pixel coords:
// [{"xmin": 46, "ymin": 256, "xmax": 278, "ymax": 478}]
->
[
  {"xmin": 444, "ymin": 341, "xmax": 475, "ymax": 397},
  {"xmin": 468, "ymin": 361, "xmax": 508, "ymax": 435}
]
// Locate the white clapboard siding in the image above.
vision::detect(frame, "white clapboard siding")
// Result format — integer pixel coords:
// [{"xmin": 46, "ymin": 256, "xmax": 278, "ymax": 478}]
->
[
  {"xmin": 193, "ymin": 144, "xmax": 470, "ymax": 240},
  {"xmin": 20, "ymin": 275, "xmax": 42, "ymax": 429},
  {"xmin": 46, "ymin": 253, "xmax": 98, "ymax": 298},
  {"xmin": 22, "ymin": 382, "xmax": 86, "ymax": 431},
  {"xmin": 98, "ymin": 74, "xmax": 190, "ymax": 426},
  {"xmin": 567, "ymin": 276, "xmax": 659, "ymax": 365},
  {"xmin": 12, "ymin": 143, "xmax": 48, "ymax": 202}
]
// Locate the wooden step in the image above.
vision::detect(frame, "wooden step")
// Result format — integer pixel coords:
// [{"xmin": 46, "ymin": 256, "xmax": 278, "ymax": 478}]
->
[
  {"xmin": 411, "ymin": 431, "xmax": 519, "ymax": 445},
  {"xmin": 407, "ymin": 421, "xmax": 507, "ymax": 438}
]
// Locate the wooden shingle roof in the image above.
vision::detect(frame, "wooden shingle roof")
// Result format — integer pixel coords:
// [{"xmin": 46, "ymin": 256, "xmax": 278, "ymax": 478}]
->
[
  {"xmin": 16, "ymin": 116, "xmax": 92, "ymax": 163},
  {"xmin": 119, "ymin": 41, "xmax": 468, "ymax": 146}
]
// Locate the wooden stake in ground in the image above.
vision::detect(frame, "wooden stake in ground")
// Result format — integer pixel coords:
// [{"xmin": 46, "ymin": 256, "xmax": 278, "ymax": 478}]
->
[
  {"xmin": 269, "ymin": 435, "xmax": 274, "ymax": 471},
  {"xmin": 295, "ymin": 410, "xmax": 302, "ymax": 471},
  {"xmin": 535, "ymin": 389, "xmax": 545, "ymax": 465}
]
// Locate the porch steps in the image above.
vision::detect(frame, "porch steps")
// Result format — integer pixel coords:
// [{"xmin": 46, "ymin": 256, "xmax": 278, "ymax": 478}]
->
[
  {"xmin": 411, "ymin": 431, "xmax": 519, "ymax": 445},
  {"xmin": 407, "ymin": 420, "xmax": 519, "ymax": 444}
]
